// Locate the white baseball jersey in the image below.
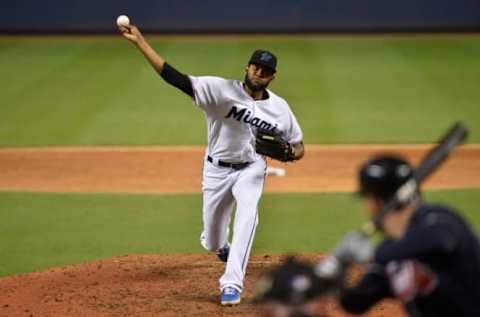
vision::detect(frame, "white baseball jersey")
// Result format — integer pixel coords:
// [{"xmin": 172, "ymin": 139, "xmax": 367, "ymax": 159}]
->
[
  {"xmin": 189, "ymin": 76, "xmax": 303, "ymax": 162},
  {"xmin": 189, "ymin": 74, "xmax": 303, "ymax": 293}
]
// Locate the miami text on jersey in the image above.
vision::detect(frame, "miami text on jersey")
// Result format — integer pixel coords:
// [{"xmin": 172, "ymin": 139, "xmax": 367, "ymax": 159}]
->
[{"xmin": 225, "ymin": 106, "xmax": 277, "ymax": 131}]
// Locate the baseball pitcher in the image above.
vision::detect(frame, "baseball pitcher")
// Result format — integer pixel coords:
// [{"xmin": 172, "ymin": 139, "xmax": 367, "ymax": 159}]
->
[{"xmin": 119, "ymin": 24, "xmax": 304, "ymax": 305}]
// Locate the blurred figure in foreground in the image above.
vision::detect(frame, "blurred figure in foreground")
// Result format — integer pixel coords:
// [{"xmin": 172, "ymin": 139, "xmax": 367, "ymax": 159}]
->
[{"xmin": 257, "ymin": 155, "xmax": 480, "ymax": 316}]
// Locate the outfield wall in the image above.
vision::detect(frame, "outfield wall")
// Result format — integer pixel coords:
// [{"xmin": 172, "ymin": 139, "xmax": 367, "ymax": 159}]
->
[{"xmin": 2, "ymin": 0, "xmax": 480, "ymax": 33}]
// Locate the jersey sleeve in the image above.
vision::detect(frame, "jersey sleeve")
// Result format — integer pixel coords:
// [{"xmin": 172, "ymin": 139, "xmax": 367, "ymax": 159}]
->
[
  {"xmin": 340, "ymin": 263, "xmax": 393, "ymax": 314},
  {"xmin": 284, "ymin": 105, "xmax": 303, "ymax": 144},
  {"xmin": 188, "ymin": 75, "xmax": 227, "ymax": 111},
  {"xmin": 375, "ymin": 211, "xmax": 460, "ymax": 264}
]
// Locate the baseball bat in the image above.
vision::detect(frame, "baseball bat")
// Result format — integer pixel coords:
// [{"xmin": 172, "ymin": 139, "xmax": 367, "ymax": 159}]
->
[{"xmin": 362, "ymin": 121, "xmax": 469, "ymax": 235}]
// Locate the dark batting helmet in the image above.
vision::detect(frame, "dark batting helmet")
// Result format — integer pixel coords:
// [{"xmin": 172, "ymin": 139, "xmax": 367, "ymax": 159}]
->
[{"xmin": 358, "ymin": 155, "xmax": 415, "ymax": 202}]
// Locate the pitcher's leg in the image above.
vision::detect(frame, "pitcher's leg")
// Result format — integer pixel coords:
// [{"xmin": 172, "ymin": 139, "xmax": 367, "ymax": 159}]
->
[
  {"xmin": 200, "ymin": 162, "xmax": 235, "ymax": 252},
  {"xmin": 219, "ymin": 159, "xmax": 266, "ymax": 292},
  {"xmin": 201, "ymin": 189, "xmax": 234, "ymax": 252}
]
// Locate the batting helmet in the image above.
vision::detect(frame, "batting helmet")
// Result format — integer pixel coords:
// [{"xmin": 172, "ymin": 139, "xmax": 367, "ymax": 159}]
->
[{"xmin": 358, "ymin": 155, "xmax": 414, "ymax": 202}]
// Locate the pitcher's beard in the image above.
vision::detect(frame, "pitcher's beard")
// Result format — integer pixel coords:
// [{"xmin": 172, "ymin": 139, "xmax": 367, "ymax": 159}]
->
[{"xmin": 244, "ymin": 75, "xmax": 268, "ymax": 92}]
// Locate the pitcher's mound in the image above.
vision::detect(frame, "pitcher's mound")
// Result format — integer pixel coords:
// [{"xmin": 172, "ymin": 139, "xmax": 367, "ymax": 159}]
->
[{"xmin": 0, "ymin": 254, "xmax": 403, "ymax": 317}]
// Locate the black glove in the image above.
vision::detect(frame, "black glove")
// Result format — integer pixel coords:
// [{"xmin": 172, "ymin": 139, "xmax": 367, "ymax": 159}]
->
[{"xmin": 255, "ymin": 128, "xmax": 295, "ymax": 162}]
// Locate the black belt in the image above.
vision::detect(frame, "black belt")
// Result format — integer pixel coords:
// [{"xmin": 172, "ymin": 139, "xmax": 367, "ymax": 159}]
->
[{"xmin": 207, "ymin": 156, "xmax": 251, "ymax": 170}]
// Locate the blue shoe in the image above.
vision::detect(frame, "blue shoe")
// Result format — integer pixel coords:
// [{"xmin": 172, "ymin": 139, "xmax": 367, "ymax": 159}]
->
[
  {"xmin": 221, "ymin": 287, "xmax": 241, "ymax": 306},
  {"xmin": 216, "ymin": 245, "xmax": 230, "ymax": 263}
]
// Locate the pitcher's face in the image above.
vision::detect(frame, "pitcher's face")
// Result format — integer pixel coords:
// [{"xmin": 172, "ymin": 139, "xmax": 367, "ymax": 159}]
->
[{"xmin": 244, "ymin": 63, "xmax": 275, "ymax": 91}]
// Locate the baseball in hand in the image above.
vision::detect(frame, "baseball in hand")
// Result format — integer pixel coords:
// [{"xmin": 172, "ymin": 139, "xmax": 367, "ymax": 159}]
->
[{"xmin": 116, "ymin": 15, "xmax": 130, "ymax": 28}]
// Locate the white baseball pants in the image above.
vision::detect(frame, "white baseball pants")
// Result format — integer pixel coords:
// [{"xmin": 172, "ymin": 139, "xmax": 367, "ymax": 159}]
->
[{"xmin": 200, "ymin": 156, "xmax": 266, "ymax": 292}]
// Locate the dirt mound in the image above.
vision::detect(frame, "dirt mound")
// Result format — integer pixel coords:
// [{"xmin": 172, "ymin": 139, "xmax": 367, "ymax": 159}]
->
[{"xmin": 0, "ymin": 254, "xmax": 404, "ymax": 317}]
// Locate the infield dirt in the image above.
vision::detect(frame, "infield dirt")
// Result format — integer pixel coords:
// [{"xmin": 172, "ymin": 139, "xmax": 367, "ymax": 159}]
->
[{"xmin": 0, "ymin": 144, "xmax": 479, "ymax": 193}]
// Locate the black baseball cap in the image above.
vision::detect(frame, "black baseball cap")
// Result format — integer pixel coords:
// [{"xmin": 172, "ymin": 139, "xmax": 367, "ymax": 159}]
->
[{"xmin": 249, "ymin": 49, "xmax": 277, "ymax": 73}]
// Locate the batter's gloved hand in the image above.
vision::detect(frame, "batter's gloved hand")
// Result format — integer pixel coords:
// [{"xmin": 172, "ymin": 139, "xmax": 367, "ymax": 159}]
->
[
  {"xmin": 255, "ymin": 128, "xmax": 295, "ymax": 162},
  {"xmin": 333, "ymin": 232, "xmax": 374, "ymax": 265},
  {"xmin": 315, "ymin": 232, "xmax": 374, "ymax": 280}
]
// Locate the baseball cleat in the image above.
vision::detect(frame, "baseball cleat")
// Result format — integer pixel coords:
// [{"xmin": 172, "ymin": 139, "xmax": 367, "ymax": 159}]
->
[
  {"xmin": 221, "ymin": 287, "xmax": 241, "ymax": 306},
  {"xmin": 216, "ymin": 245, "xmax": 230, "ymax": 263}
]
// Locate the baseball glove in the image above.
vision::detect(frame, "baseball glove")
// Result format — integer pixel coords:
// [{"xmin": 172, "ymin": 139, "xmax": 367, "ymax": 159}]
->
[{"xmin": 255, "ymin": 128, "xmax": 295, "ymax": 162}]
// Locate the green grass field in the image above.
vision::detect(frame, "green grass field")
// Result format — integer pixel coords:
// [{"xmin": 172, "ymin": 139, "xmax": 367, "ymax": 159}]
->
[
  {"xmin": 1, "ymin": 35, "xmax": 479, "ymax": 146},
  {"xmin": 1, "ymin": 35, "xmax": 479, "ymax": 277},
  {"xmin": 1, "ymin": 190, "xmax": 479, "ymax": 277}
]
